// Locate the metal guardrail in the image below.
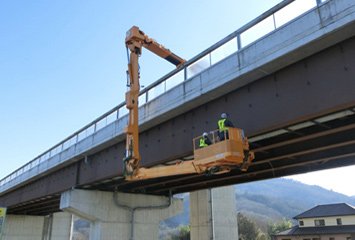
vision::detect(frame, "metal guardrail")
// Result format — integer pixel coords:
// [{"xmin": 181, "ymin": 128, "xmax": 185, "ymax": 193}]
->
[{"xmin": 0, "ymin": 0, "xmax": 329, "ymax": 187}]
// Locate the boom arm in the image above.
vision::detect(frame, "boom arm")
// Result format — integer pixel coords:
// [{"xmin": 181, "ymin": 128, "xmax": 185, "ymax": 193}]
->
[
  {"xmin": 123, "ymin": 26, "xmax": 186, "ymax": 177},
  {"xmin": 123, "ymin": 26, "xmax": 254, "ymax": 181},
  {"xmin": 126, "ymin": 26, "xmax": 186, "ymax": 67}
]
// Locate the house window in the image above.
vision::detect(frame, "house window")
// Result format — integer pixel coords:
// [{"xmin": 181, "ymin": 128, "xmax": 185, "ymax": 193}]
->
[
  {"xmin": 329, "ymin": 238, "xmax": 335, "ymax": 240},
  {"xmin": 346, "ymin": 238, "xmax": 351, "ymax": 240},
  {"xmin": 312, "ymin": 238, "xmax": 320, "ymax": 240},
  {"xmin": 337, "ymin": 218, "xmax": 342, "ymax": 225},
  {"xmin": 314, "ymin": 219, "xmax": 325, "ymax": 226},
  {"xmin": 299, "ymin": 220, "xmax": 304, "ymax": 226}
]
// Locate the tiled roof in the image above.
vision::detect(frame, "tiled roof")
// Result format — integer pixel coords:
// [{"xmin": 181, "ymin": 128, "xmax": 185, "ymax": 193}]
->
[
  {"xmin": 275, "ymin": 225, "xmax": 355, "ymax": 236},
  {"xmin": 293, "ymin": 203, "xmax": 355, "ymax": 219}
]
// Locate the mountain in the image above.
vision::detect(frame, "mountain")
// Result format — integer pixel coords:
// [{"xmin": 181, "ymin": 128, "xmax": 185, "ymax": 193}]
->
[
  {"xmin": 235, "ymin": 178, "xmax": 355, "ymax": 223},
  {"xmin": 236, "ymin": 178, "xmax": 355, "ymax": 207},
  {"xmin": 164, "ymin": 178, "xmax": 355, "ymax": 228}
]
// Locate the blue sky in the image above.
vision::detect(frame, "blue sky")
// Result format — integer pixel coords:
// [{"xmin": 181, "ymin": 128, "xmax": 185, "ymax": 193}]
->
[{"xmin": 1, "ymin": 0, "xmax": 354, "ymax": 196}]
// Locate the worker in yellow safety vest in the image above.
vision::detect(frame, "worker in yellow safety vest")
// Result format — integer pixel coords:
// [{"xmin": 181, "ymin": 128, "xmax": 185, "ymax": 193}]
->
[
  {"xmin": 199, "ymin": 132, "xmax": 212, "ymax": 148},
  {"xmin": 218, "ymin": 113, "xmax": 234, "ymax": 141}
]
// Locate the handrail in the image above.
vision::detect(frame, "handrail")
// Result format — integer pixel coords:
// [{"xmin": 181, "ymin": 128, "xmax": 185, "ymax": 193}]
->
[{"xmin": 0, "ymin": 0, "xmax": 328, "ymax": 187}]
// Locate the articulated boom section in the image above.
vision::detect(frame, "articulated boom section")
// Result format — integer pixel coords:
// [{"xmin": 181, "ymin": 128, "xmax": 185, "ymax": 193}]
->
[
  {"xmin": 123, "ymin": 28, "xmax": 142, "ymax": 176},
  {"xmin": 123, "ymin": 26, "xmax": 254, "ymax": 181},
  {"xmin": 123, "ymin": 26, "xmax": 186, "ymax": 177}
]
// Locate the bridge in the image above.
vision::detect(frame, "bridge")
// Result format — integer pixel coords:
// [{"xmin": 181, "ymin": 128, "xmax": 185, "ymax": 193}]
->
[{"xmin": 1, "ymin": 0, "xmax": 355, "ymax": 239}]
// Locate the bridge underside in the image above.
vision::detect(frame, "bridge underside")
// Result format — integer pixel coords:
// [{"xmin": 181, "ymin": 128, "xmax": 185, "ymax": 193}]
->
[{"xmin": 2, "ymin": 35, "xmax": 355, "ymax": 216}]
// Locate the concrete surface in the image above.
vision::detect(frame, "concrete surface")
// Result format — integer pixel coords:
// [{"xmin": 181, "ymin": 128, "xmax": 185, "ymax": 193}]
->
[
  {"xmin": 49, "ymin": 212, "xmax": 73, "ymax": 240},
  {"xmin": 2, "ymin": 215, "xmax": 45, "ymax": 240},
  {"xmin": 60, "ymin": 189, "xmax": 183, "ymax": 240},
  {"xmin": 190, "ymin": 186, "xmax": 238, "ymax": 240},
  {"xmin": 3, "ymin": 212, "xmax": 73, "ymax": 240}
]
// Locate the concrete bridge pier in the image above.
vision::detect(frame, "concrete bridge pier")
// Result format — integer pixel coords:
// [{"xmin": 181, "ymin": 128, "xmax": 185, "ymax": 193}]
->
[
  {"xmin": 2, "ymin": 214, "xmax": 45, "ymax": 240},
  {"xmin": 43, "ymin": 212, "xmax": 74, "ymax": 240},
  {"xmin": 190, "ymin": 185, "xmax": 238, "ymax": 240},
  {"xmin": 60, "ymin": 189, "xmax": 183, "ymax": 240},
  {"xmin": 2, "ymin": 212, "xmax": 73, "ymax": 240}
]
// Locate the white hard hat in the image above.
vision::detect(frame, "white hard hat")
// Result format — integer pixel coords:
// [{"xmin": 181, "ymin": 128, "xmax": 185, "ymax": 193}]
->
[
  {"xmin": 203, "ymin": 132, "xmax": 208, "ymax": 136},
  {"xmin": 221, "ymin": 113, "xmax": 227, "ymax": 118}
]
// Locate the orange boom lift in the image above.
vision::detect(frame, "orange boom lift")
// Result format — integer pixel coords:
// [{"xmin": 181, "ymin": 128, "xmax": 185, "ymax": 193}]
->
[{"xmin": 123, "ymin": 26, "xmax": 254, "ymax": 181}]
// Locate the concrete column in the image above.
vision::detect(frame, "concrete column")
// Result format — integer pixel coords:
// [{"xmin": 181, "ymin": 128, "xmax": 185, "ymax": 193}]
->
[
  {"xmin": 2, "ymin": 212, "xmax": 73, "ymax": 240},
  {"xmin": 42, "ymin": 212, "xmax": 73, "ymax": 240},
  {"xmin": 190, "ymin": 185, "xmax": 238, "ymax": 240},
  {"xmin": 60, "ymin": 189, "xmax": 183, "ymax": 240},
  {"xmin": 2, "ymin": 214, "xmax": 45, "ymax": 240}
]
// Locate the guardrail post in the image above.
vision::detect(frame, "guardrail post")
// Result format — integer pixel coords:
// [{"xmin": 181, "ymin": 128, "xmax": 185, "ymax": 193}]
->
[
  {"xmin": 272, "ymin": 14, "xmax": 277, "ymax": 29},
  {"xmin": 236, "ymin": 33, "xmax": 242, "ymax": 50}
]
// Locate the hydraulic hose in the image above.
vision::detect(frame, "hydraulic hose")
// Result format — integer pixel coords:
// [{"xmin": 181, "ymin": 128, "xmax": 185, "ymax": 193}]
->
[{"xmin": 123, "ymin": 140, "xmax": 134, "ymax": 175}]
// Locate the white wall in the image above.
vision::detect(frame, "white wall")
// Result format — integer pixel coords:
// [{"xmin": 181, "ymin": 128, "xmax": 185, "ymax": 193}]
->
[{"xmin": 298, "ymin": 215, "xmax": 355, "ymax": 227}]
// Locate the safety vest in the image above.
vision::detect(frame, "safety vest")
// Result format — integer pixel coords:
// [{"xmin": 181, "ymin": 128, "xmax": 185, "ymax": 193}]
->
[
  {"xmin": 218, "ymin": 119, "xmax": 228, "ymax": 131},
  {"xmin": 199, "ymin": 137, "xmax": 208, "ymax": 147}
]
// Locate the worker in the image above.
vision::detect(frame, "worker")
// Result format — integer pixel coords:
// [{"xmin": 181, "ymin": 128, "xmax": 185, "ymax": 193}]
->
[
  {"xmin": 199, "ymin": 132, "xmax": 212, "ymax": 148},
  {"xmin": 218, "ymin": 113, "xmax": 234, "ymax": 141}
]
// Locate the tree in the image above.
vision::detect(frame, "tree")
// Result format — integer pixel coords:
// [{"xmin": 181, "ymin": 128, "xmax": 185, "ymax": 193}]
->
[
  {"xmin": 267, "ymin": 217, "xmax": 293, "ymax": 237},
  {"xmin": 168, "ymin": 224, "xmax": 190, "ymax": 240},
  {"xmin": 257, "ymin": 232, "xmax": 268, "ymax": 240},
  {"xmin": 238, "ymin": 212, "xmax": 259, "ymax": 240}
]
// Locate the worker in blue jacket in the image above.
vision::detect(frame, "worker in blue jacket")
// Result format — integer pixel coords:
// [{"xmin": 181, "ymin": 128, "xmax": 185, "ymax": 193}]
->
[{"xmin": 218, "ymin": 113, "xmax": 234, "ymax": 141}]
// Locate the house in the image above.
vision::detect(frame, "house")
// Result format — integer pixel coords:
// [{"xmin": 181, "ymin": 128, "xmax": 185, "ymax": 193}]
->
[{"xmin": 274, "ymin": 203, "xmax": 355, "ymax": 240}]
